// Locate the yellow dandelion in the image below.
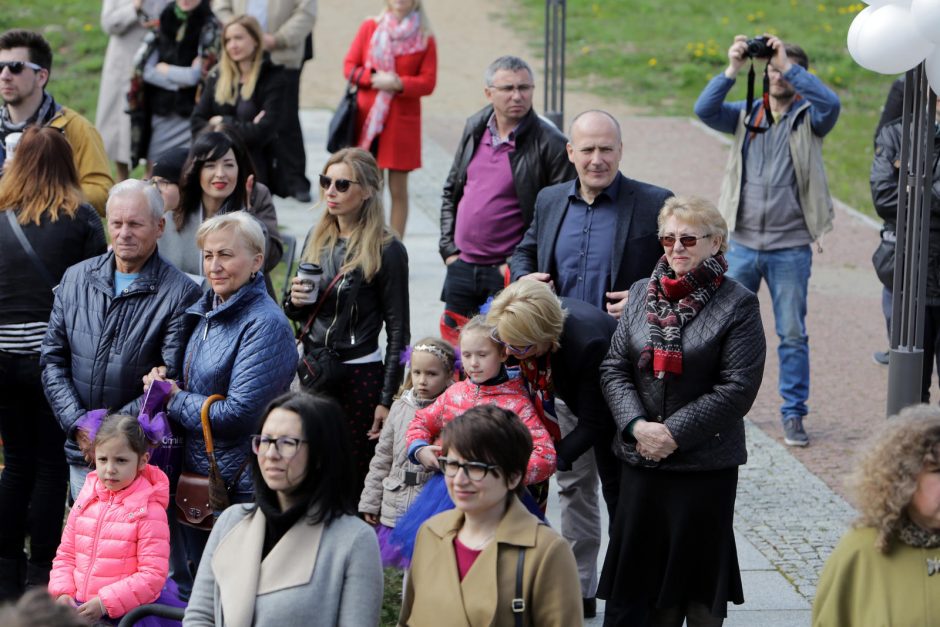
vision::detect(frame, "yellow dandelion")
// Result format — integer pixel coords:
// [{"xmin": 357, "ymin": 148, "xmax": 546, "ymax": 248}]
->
[
  {"xmin": 83, "ymin": 23, "xmax": 93, "ymax": 31},
  {"xmin": 648, "ymin": 58, "xmax": 658, "ymax": 67},
  {"xmin": 581, "ymin": 45, "xmax": 591, "ymax": 55}
]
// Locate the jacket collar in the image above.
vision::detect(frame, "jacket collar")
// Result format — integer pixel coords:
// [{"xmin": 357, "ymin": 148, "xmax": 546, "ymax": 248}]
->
[
  {"xmin": 79, "ymin": 464, "xmax": 170, "ymax": 514},
  {"xmin": 425, "ymin": 495, "xmax": 540, "ymax": 548},
  {"xmin": 87, "ymin": 250, "xmax": 164, "ymax": 297},
  {"xmin": 467, "ymin": 373, "xmax": 527, "ymax": 397},
  {"xmin": 212, "ymin": 508, "xmax": 324, "ymax": 627},
  {"xmin": 186, "ymin": 270, "xmax": 267, "ymax": 319}
]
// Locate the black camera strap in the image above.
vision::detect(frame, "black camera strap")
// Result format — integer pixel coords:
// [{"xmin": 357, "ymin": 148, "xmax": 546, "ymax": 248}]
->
[{"xmin": 744, "ymin": 60, "xmax": 775, "ymax": 135}]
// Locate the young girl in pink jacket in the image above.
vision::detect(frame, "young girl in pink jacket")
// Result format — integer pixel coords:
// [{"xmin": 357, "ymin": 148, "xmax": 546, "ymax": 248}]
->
[{"xmin": 49, "ymin": 413, "xmax": 170, "ymax": 623}]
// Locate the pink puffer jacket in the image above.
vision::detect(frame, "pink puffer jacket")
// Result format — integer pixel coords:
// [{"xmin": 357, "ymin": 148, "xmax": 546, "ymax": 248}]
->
[{"xmin": 49, "ymin": 463, "xmax": 170, "ymax": 618}]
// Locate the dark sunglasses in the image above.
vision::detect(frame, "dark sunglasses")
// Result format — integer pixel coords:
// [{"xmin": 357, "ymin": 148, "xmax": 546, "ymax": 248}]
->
[
  {"xmin": 0, "ymin": 60, "xmax": 43, "ymax": 75},
  {"xmin": 659, "ymin": 234, "xmax": 712, "ymax": 248},
  {"xmin": 319, "ymin": 174, "xmax": 361, "ymax": 193}
]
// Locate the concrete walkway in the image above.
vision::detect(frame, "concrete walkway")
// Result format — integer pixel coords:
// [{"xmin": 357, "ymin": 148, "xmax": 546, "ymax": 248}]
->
[{"xmin": 271, "ymin": 109, "xmax": 861, "ymax": 626}]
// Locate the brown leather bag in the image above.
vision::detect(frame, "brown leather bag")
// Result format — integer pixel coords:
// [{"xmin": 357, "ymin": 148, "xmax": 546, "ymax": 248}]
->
[{"xmin": 175, "ymin": 394, "xmax": 230, "ymax": 530}]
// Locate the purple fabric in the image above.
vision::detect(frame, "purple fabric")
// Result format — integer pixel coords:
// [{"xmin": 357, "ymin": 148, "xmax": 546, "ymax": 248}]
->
[
  {"xmin": 375, "ymin": 523, "xmax": 410, "ymax": 569},
  {"xmin": 454, "ymin": 128, "xmax": 525, "ymax": 265},
  {"xmin": 74, "ymin": 381, "xmax": 172, "ymax": 446}
]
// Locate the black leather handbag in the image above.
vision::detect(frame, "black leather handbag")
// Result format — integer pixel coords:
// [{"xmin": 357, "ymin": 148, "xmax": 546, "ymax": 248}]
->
[{"xmin": 326, "ymin": 66, "xmax": 365, "ymax": 153}]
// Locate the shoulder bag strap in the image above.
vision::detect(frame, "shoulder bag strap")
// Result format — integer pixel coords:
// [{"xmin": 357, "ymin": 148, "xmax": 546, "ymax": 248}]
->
[
  {"xmin": 4, "ymin": 209, "xmax": 56, "ymax": 287},
  {"xmin": 298, "ymin": 271, "xmax": 346, "ymax": 340},
  {"xmin": 512, "ymin": 547, "xmax": 526, "ymax": 626}
]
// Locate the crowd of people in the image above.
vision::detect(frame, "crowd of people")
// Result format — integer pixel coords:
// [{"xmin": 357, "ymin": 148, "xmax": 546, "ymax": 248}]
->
[{"xmin": 0, "ymin": 1, "xmax": 938, "ymax": 625}]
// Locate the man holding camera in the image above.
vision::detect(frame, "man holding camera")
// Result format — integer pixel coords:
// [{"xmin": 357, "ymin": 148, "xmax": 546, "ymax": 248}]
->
[{"xmin": 694, "ymin": 35, "xmax": 840, "ymax": 447}]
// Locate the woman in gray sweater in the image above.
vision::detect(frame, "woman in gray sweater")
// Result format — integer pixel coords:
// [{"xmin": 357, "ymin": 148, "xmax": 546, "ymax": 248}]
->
[{"xmin": 183, "ymin": 391, "xmax": 383, "ymax": 626}]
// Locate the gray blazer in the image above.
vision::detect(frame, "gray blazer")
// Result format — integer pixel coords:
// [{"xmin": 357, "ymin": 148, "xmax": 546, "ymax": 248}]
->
[{"xmin": 183, "ymin": 505, "xmax": 383, "ymax": 627}]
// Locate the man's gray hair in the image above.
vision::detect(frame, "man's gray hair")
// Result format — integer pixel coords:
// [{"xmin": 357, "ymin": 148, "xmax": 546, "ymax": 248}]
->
[
  {"xmin": 106, "ymin": 179, "xmax": 164, "ymax": 221},
  {"xmin": 484, "ymin": 56, "xmax": 534, "ymax": 86}
]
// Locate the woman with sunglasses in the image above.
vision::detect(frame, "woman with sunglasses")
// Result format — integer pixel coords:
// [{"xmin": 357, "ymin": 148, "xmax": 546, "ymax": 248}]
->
[
  {"xmin": 597, "ymin": 196, "xmax": 766, "ymax": 627},
  {"xmin": 400, "ymin": 405, "xmax": 581, "ymax": 626},
  {"xmin": 184, "ymin": 391, "xmax": 383, "ymax": 626},
  {"xmin": 342, "ymin": 0, "xmax": 437, "ymax": 238},
  {"xmin": 286, "ymin": 147, "xmax": 409, "ymax": 497}
]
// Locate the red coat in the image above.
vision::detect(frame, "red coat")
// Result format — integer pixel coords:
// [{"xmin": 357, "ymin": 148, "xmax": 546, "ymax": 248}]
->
[{"xmin": 343, "ymin": 18, "xmax": 437, "ymax": 171}]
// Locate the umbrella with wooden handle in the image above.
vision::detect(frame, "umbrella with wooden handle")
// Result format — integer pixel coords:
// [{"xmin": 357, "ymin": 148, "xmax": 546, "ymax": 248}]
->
[{"xmin": 199, "ymin": 394, "xmax": 230, "ymax": 513}]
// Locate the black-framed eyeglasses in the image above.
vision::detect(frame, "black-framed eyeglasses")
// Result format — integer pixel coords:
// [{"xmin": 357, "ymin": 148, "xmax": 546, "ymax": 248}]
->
[
  {"xmin": 438, "ymin": 457, "xmax": 499, "ymax": 481},
  {"xmin": 319, "ymin": 174, "xmax": 360, "ymax": 193},
  {"xmin": 489, "ymin": 83, "xmax": 534, "ymax": 95},
  {"xmin": 659, "ymin": 234, "xmax": 712, "ymax": 248},
  {"xmin": 489, "ymin": 328, "xmax": 533, "ymax": 358},
  {"xmin": 250, "ymin": 435, "xmax": 308, "ymax": 459},
  {"xmin": 0, "ymin": 61, "xmax": 43, "ymax": 75},
  {"xmin": 147, "ymin": 177, "xmax": 173, "ymax": 191}
]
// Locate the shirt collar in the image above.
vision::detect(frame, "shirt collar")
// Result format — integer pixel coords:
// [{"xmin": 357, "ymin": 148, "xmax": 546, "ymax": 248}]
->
[
  {"xmin": 486, "ymin": 112, "xmax": 517, "ymax": 148},
  {"xmin": 567, "ymin": 171, "xmax": 623, "ymax": 204}
]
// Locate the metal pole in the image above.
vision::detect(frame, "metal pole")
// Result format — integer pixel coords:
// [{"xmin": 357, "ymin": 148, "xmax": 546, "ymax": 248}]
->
[
  {"xmin": 887, "ymin": 64, "xmax": 935, "ymax": 416},
  {"xmin": 543, "ymin": 0, "xmax": 566, "ymax": 130}
]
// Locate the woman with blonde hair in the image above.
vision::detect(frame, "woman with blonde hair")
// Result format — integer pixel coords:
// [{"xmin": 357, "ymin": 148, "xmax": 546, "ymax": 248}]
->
[
  {"xmin": 286, "ymin": 147, "xmax": 409, "ymax": 496},
  {"xmin": 813, "ymin": 404, "xmax": 940, "ymax": 627},
  {"xmin": 0, "ymin": 126, "xmax": 106, "ymax": 598},
  {"xmin": 191, "ymin": 15, "xmax": 287, "ymax": 187},
  {"xmin": 342, "ymin": 0, "xmax": 437, "ymax": 238}
]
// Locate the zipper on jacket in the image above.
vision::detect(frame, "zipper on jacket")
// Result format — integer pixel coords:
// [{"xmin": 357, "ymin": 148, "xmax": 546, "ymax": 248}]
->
[
  {"xmin": 350, "ymin": 302, "xmax": 358, "ymax": 344},
  {"xmin": 324, "ymin": 275, "xmax": 348, "ymax": 347},
  {"xmin": 202, "ymin": 314, "xmax": 210, "ymax": 340},
  {"xmin": 82, "ymin": 492, "xmax": 114, "ymax": 602}
]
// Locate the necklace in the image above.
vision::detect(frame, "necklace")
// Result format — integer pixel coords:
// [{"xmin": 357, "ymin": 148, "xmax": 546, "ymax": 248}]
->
[{"xmin": 461, "ymin": 530, "xmax": 496, "ymax": 551}]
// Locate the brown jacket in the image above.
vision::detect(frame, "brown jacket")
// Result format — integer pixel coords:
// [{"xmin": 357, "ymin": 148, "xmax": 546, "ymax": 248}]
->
[{"xmin": 399, "ymin": 497, "xmax": 583, "ymax": 627}]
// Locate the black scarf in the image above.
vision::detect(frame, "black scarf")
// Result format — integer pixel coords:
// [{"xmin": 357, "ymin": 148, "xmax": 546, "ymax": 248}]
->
[
  {"xmin": 0, "ymin": 91, "xmax": 57, "ymax": 136},
  {"xmin": 256, "ymin": 488, "xmax": 309, "ymax": 559}
]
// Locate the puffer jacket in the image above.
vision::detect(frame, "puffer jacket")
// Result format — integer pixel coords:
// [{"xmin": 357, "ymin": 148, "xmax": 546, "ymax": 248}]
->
[
  {"xmin": 870, "ymin": 119, "xmax": 940, "ymax": 303},
  {"xmin": 41, "ymin": 251, "xmax": 202, "ymax": 466},
  {"xmin": 359, "ymin": 390, "xmax": 436, "ymax": 527},
  {"xmin": 600, "ymin": 276, "xmax": 766, "ymax": 472},
  {"xmin": 49, "ymin": 464, "xmax": 170, "ymax": 618},
  {"xmin": 287, "ymin": 237, "xmax": 409, "ymax": 408},
  {"xmin": 439, "ymin": 105, "xmax": 575, "ymax": 261},
  {"xmin": 407, "ymin": 377, "xmax": 556, "ymax": 485},
  {"xmin": 168, "ymin": 272, "xmax": 295, "ymax": 495}
]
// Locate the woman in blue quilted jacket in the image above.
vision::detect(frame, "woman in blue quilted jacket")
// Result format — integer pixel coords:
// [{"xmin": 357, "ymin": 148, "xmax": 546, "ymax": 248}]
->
[{"xmin": 143, "ymin": 211, "xmax": 295, "ymax": 577}]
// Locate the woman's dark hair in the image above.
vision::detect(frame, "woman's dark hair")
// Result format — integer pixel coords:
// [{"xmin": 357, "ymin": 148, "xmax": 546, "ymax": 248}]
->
[
  {"xmin": 250, "ymin": 391, "xmax": 357, "ymax": 524},
  {"xmin": 177, "ymin": 129, "xmax": 256, "ymax": 230},
  {"xmin": 441, "ymin": 405, "xmax": 532, "ymax": 496},
  {"xmin": 94, "ymin": 414, "xmax": 151, "ymax": 457}
]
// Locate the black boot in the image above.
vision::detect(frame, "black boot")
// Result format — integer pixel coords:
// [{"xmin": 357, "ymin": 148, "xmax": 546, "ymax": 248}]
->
[
  {"xmin": 24, "ymin": 560, "xmax": 51, "ymax": 591},
  {"xmin": 0, "ymin": 555, "xmax": 26, "ymax": 601}
]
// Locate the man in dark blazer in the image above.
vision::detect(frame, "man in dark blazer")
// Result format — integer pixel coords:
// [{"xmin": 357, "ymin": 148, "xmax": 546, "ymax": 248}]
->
[{"xmin": 510, "ymin": 109, "xmax": 672, "ymax": 319}]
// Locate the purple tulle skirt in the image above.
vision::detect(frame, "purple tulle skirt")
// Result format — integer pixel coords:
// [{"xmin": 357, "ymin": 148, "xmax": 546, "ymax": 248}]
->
[{"xmin": 376, "ymin": 523, "xmax": 410, "ymax": 569}]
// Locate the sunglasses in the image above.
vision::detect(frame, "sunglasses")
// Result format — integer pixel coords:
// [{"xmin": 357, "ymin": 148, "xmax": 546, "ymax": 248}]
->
[
  {"xmin": 319, "ymin": 174, "xmax": 360, "ymax": 193},
  {"xmin": 659, "ymin": 234, "xmax": 712, "ymax": 248},
  {"xmin": 0, "ymin": 61, "xmax": 43, "ymax": 75},
  {"xmin": 489, "ymin": 328, "xmax": 534, "ymax": 358}
]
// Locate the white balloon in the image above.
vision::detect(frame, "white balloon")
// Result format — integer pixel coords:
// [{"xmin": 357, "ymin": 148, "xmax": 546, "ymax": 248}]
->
[
  {"xmin": 911, "ymin": 0, "xmax": 940, "ymax": 44},
  {"xmin": 854, "ymin": 4, "xmax": 934, "ymax": 74},
  {"xmin": 847, "ymin": 6, "xmax": 876, "ymax": 60},
  {"xmin": 926, "ymin": 47, "xmax": 940, "ymax": 94}
]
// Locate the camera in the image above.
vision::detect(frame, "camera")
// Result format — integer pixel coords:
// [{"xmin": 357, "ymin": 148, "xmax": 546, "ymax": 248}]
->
[{"xmin": 745, "ymin": 36, "xmax": 772, "ymax": 59}]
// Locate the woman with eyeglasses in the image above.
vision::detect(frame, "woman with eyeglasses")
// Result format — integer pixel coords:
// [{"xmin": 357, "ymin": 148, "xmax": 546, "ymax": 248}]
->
[
  {"xmin": 342, "ymin": 0, "xmax": 437, "ymax": 238},
  {"xmin": 400, "ymin": 405, "xmax": 582, "ymax": 626},
  {"xmin": 285, "ymin": 147, "xmax": 409, "ymax": 498},
  {"xmin": 0, "ymin": 126, "xmax": 106, "ymax": 599},
  {"xmin": 184, "ymin": 391, "xmax": 383, "ymax": 626},
  {"xmin": 597, "ymin": 196, "xmax": 766, "ymax": 627},
  {"xmin": 144, "ymin": 212, "xmax": 295, "ymax": 574}
]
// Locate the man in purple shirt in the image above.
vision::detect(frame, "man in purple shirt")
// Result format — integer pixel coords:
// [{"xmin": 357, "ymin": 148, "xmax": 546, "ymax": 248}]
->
[{"xmin": 438, "ymin": 56, "xmax": 574, "ymax": 334}]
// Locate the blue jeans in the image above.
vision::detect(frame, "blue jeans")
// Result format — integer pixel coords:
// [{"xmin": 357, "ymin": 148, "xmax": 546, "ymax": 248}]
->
[{"xmin": 725, "ymin": 241, "xmax": 811, "ymax": 420}]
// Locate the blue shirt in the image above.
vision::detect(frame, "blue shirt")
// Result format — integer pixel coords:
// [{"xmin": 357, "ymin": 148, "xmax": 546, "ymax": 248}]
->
[
  {"xmin": 114, "ymin": 271, "xmax": 139, "ymax": 296},
  {"xmin": 553, "ymin": 173, "xmax": 621, "ymax": 309}
]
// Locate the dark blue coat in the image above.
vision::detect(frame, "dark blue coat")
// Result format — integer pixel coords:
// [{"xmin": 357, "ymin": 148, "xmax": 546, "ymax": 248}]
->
[
  {"xmin": 41, "ymin": 250, "xmax": 202, "ymax": 466},
  {"xmin": 167, "ymin": 272, "xmax": 295, "ymax": 495}
]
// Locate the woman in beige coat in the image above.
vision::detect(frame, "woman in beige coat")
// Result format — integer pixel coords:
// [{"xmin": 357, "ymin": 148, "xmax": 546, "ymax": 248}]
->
[
  {"xmin": 96, "ymin": 0, "xmax": 170, "ymax": 179},
  {"xmin": 400, "ymin": 406, "xmax": 582, "ymax": 627}
]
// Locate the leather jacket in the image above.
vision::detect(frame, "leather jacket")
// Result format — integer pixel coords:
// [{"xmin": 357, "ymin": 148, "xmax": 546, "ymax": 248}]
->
[
  {"xmin": 600, "ymin": 276, "xmax": 766, "ymax": 472},
  {"xmin": 438, "ymin": 105, "xmax": 575, "ymax": 260},
  {"xmin": 287, "ymin": 237, "xmax": 410, "ymax": 408}
]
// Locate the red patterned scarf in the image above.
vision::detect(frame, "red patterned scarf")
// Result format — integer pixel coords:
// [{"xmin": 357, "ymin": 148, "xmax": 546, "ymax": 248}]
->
[
  {"xmin": 518, "ymin": 355, "xmax": 561, "ymax": 441},
  {"xmin": 638, "ymin": 253, "xmax": 727, "ymax": 378}
]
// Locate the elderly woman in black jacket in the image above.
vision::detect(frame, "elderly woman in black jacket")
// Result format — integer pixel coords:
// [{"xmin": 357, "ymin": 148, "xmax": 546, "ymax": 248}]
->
[{"xmin": 598, "ymin": 196, "xmax": 766, "ymax": 627}]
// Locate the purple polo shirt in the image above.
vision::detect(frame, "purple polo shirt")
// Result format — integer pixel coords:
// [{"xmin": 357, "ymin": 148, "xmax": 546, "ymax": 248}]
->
[{"xmin": 454, "ymin": 127, "xmax": 525, "ymax": 265}]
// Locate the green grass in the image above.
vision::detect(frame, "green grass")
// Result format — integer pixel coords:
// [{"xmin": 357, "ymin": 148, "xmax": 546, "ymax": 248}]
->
[{"xmin": 516, "ymin": 0, "xmax": 894, "ymax": 216}]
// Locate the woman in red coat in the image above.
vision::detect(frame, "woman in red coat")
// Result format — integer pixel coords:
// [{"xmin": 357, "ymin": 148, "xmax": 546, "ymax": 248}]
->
[{"xmin": 343, "ymin": 0, "xmax": 437, "ymax": 239}]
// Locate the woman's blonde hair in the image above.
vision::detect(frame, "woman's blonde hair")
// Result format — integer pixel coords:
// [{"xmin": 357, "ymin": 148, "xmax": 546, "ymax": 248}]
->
[
  {"xmin": 657, "ymin": 196, "xmax": 729, "ymax": 254},
  {"xmin": 378, "ymin": 0, "xmax": 433, "ymax": 36},
  {"xmin": 303, "ymin": 148, "xmax": 390, "ymax": 281},
  {"xmin": 486, "ymin": 281, "xmax": 567, "ymax": 353},
  {"xmin": 214, "ymin": 15, "xmax": 264, "ymax": 106},
  {"xmin": 400, "ymin": 336, "xmax": 456, "ymax": 395},
  {"xmin": 849, "ymin": 404, "xmax": 940, "ymax": 552},
  {"xmin": 196, "ymin": 211, "xmax": 265, "ymax": 258},
  {"xmin": 0, "ymin": 126, "xmax": 83, "ymax": 225}
]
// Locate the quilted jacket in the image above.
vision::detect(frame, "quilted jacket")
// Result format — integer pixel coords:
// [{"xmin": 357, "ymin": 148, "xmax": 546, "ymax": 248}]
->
[
  {"xmin": 41, "ymin": 251, "xmax": 202, "ymax": 466},
  {"xmin": 49, "ymin": 464, "xmax": 170, "ymax": 618},
  {"xmin": 168, "ymin": 272, "xmax": 295, "ymax": 495},
  {"xmin": 358, "ymin": 390, "xmax": 436, "ymax": 527},
  {"xmin": 407, "ymin": 377, "xmax": 556, "ymax": 485},
  {"xmin": 600, "ymin": 276, "xmax": 766, "ymax": 472}
]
